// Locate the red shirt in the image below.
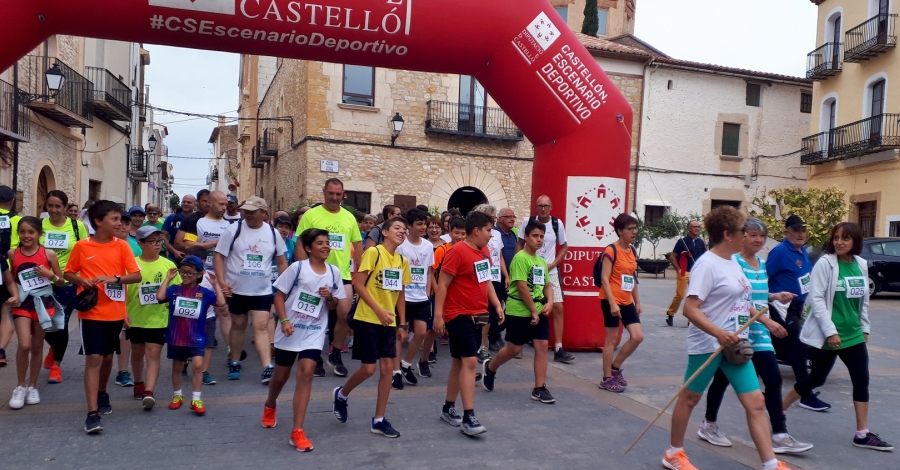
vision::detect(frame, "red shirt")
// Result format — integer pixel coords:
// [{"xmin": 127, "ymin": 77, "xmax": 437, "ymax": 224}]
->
[{"xmin": 440, "ymin": 242, "xmax": 491, "ymax": 321}]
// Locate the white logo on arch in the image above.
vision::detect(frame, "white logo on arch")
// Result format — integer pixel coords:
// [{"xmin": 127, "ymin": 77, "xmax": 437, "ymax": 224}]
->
[
  {"xmin": 566, "ymin": 176, "xmax": 627, "ymax": 248},
  {"xmin": 526, "ymin": 12, "xmax": 561, "ymax": 52},
  {"xmin": 148, "ymin": 0, "xmax": 235, "ymax": 15}
]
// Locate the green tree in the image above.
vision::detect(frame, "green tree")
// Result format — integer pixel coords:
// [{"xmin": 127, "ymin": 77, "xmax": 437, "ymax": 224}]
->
[
  {"xmin": 643, "ymin": 212, "xmax": 682, "ymax": 259},
  {"xmin": 168, "ymin": 193, "xmax": 180, "ymax": 212},
  {"xmin": 749, "ymin": 186, "xmax": 847, "ymax": 248},
  {"xmin": 582, "ymin": 0, "xmax": 599, "ymax": 36}
]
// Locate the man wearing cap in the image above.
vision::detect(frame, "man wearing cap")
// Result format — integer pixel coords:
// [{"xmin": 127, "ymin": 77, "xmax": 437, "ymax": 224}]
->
[
  {"xmin": 214, "ymin": 196, "xmax": 288, "ymax": 384},
  {"xmin": 0, "ymin": 185, "xmax": 21, "ymax": 366},
  {"xmin": 162, "ymin": 195, "xmax": 195, "ymax": 262},
  {"xmin": 175, "ymin": 189, "xmax": 211, "ymax": 252},
  {"xmin": 224, "ymin": 194, "xmax": 241, "ymax": 224},
  {"xmin": 766, "ymin": 215, "xmax": 830, "ymax": 412}
]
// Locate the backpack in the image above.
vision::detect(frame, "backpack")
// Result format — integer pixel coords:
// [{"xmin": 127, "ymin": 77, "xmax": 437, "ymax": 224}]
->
[
  {"xmin": 227, "ymin": 219, "xmax": 278, "ymax": 255},
  {"xmin": 0, "ymin": 209, "xmax": 18, "ymax": 255},
  {"xmin": 347, "ymin": 245, "xmax": 405, "ymax": 327},
  {"xmin": 40, "ymin": 217, "xmax": 82, "ymax": 243},
  {"xmin": 593, "ymin": 243, "xmax": 637, "ymax": 289},
  {"xmin": 287, "ymin": 260, "xmax": 339, "ymax": 297},
  {"xmin": 529, "ymin": 216, "xmax": 560, "ymax": 241},
  {"xmin": 366, "ymin": 224, "xmax": 384, "ymax": 247}
]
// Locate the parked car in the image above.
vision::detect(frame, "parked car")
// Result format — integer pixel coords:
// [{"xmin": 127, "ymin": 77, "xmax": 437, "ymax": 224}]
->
[{"xmin": 859, "ymin": 237, "xmax": 900, "ymax": 297}]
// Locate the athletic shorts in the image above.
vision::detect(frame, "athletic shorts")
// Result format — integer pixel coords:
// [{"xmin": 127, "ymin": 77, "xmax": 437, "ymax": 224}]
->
[
  {"xmin": 549, "ymin": 271, "xmax": 563, "ymax": 304},
  {"xmin": 446, "ymin": 314, "xmax": 481, "ymax": 359},
  {"xmin": 601, "ymin": 300, "xmax": 641, "ymax": 328},
  {"xmin": 274, "ymin": 348, "xmax": 321, "ymax": 367},
  {"xmin": 167, "ymin": 345, "xmax": 205, "ymax": 361},
  {"xmin": 504, "ymin": 314, "xmax": 550, "ymax": 346},
  {"xmin": 684, "ymin": 353, "xmax": 760, "ymax": 395},
  {"xmin": 205, "ymin": 317, "xmax": 217, "ymax": 348},
  {"xmin": 125, "ymin": 327, "xmax": 166, "ymax": 345},
  {"xmin": 343, "ymin": 279, "xmax": 352, "ymax": 286},
  {"xmin": 351, "ymin": 320, "xmax": 396, "ymax": 364},
  {"xmin": 226, "ymin": 293, "xmax": 274, "ymax": 315},
  {"xmin": 80, "ymin": 319, "xmax": 125, "ymax": 356},
  {"xmin": 406, "ymin": 300, "xmax": 432, "ymax": 324}
]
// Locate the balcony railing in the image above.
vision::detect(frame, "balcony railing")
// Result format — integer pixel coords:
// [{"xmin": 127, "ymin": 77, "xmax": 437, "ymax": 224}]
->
[
  {"xmin": 425, "ymin": 100, "xmax": 523, "ymax": 141},
  {"xmin": 129, "ymin": 147, "xmax": 149, "ymax": 181},
  {"xmin": 801, "ymin": 113, "xmax": 900, "ymax": 164},
  {"xmin": 806, "ymin": 42, "xmax": 842, "ymax": 80},
  {"xmin": 845, "ymin": 13, "xmax": 897, "ymax": 62},
  {"xmin": 19, "ymin": 56, "xmax": 93, "ymax": 128},
  {"xmin": 251, "ymin": 146, "xmax": 264, "ymax": 168},
  {"xmin": 0, "ymin": 79, "xmax": 30, "ymax": 143},
  {"xmin": 255, "ymin": 138, "xmax": 271, "ymax": 163},
  {"xmin": 261, "ymin": 128, "xmax": 278, "ymax": 156},
  {"xmin": 84, "ymin": 66, "xmax": 131, "ymax": 122}
]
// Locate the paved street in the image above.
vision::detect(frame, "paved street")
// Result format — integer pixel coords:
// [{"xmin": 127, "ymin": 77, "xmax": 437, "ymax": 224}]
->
[{"xmin": 1, "ymin": 273, "xmax": 897, "ymax": 469}]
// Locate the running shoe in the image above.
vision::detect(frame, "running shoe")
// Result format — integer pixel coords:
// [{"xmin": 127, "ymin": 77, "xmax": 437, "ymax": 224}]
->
[
  {"xmin": 261, "ymin": 365, "xmax": 275, "ymax": 385},
  {"xmin": 97, "ymin": 391, "xmax": 112, "ymax": 414},
  {"xmin": 666, "ymin": 315, "xmax": 674, "ymax": 327},
  {"xmin": 190, "ymin": 399, "xmax": 206, "ymax": 416},
  {"xmin": 697, "ymin": 421, "xmax": 732, "ymax": 447},
  {"xmin": 261, "ymin": 404, "xmax": 277, "ymax": 428},
  {"xmin": 428, "ymin": 350, "xmax": 437, "ymax": 364},
  {"xmin": 475, "ymin": 372, "xmax": 483, "ymax": 382},
  {"xmin": 347, "ymin": 336, "xmax": 354, "ymax": 349},
  {"xmin": 371, "ymin": 418, "xmax": 400, "ymax": 438},
  {"xmin": 0, "ymin": 348, "xmax": 7, "ymax": 366},
  {"xmin": 203, "ymin": 371, "xmax": 217, "ymax": 385},
  {"xmin": 611, "ymin": 367, "xmax": 628, "ymax": 387},
  {"xmin": 392, "ymin": 372, "xmax": 404, "ymax": 390},
  {"xmin": 340, "ymin": 345, "xmax": 349, "ymax": 353},
  {"xmin": 531, "ymin": 386, "xmax": 555, "ymax": 404},
  {"xmin": 25, "ymin": 386, "xmax": 40, "ymax": 405},
  {"xmin": 401, "ymin": 365, "xmax": 417, "ymax": 386},
  {"xmin": 662, "ymin": 449, "xmax": 697, "ymax": 470},
  {"xmin": 853, "ymin": 432, "xmax": 894, "ymax": 451},
  {"xmin": 290, "ymin": 428, "xmax": 314, "ymax": 452},
  {"xmin": 314, "ymin": 359, "xmax": 326, "ymax": 377},
  {"xmin": 142, "ymin": 391, "xmax": 155, "ymax": 410},
  {"xmin": 772, "ymin": 434, "xmax": 813, "ymax": 454},
  {"xmin": 441, "ymin": 406, "xmax": 462, "ymax": 427},
  {"xmin": 115, "ymin": 370, "xmax": 134, "ymax": 387},
  {"xmin": 482, "ymin": 359, "xmax": 495, "ymax": 392},
  {"xmin": 84, "ymin": 412, "xmax": 103, "ymax": 434},
  {"xmin": 227, "ymin": 362, "xmax": 241, "ymax": 380},
  {"xmin": 799, "ymin": 392, "xmax": 831, "ymax": 412},
  {"xmin": 9, "ymin": 386, "xmax": 27, "ymax": 409},
  {"xmin": 599, "ymin": 377, "xmax": 625, "ymax": 393},
  {"xmin": 774, "ymin": 462, "xmax": 790, "ymax": 469},
  {"xmin": 326, "ymin": 352, "xmax": 348, "ymax": 377},
  {"xmin": 44, "ymin": 348, "xmax": 54, "ymax": 369},
  {"xmin": 133, "ymin": 383, "xmax": 146, "ymax": 400},
  {"xmin": 417, "ymin": 361, "xmax": 432, "ymax": 378},
  {"xmin": 169, "ymin": 395, "xmax": 184, "ymax": 410},
  {"xmin": 489, "ymin": 339, "xmax": 505, "ymax": 352},
  {"xmin": 332, "ymin": 387, "xmax": 348, "ymax": 423},
  {"xmin": 47, "ymin": 366, "xmax": 63, "ymax": 384},
  {"xmin": 460, "ymin": 414, "xmax": 486, "ymax": 436},
  {"xmin": 553, "ymin": 348, "xmax": 575, "ymax": 363},
  {"xmin": 476, "ymin": 346, "xmax": 491, "ymax": 363}
]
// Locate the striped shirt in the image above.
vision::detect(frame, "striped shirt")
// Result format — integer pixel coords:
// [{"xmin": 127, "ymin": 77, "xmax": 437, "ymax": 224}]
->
[
  {"xmin": 734, "ymin": 254, "xmax": 774, "ymax": 352},
  {"xmin": 165, "ymin": 284, "xmax": 217, "ymax": 348}
]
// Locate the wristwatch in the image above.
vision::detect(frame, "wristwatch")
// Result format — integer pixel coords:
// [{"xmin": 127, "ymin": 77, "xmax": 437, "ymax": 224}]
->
[{"xmin": 115, "ymin": 275, "xmax": 121, "ymax": 283}]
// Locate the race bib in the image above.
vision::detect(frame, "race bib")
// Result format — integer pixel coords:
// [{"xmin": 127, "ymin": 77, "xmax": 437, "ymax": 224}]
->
[
  {"xmin": 844, "ymin": 276, "xmax": 866, "ymax": 299},
  {"xmin": 329, "ymin": 233, "xmax": 345, "ymax": 250},
  {"xmin": 205, "ymin": 250, "xmax": 214, "ymax": 268},
  {"xmin": 244, "ymin": 254, "xmax": 265, "ymax": 272},
  {"xmin": 18, "ymin": 268, "xmax": 50, "ymax": 292},
  {"xmin": 44, "ymin": 232, "xmax": 69, "ymax": 249},
  {"xmin": 621, "ymin": 274, "xmax": 635, "ymax": 292},
  {"xmin": 382, "ymin": 268, "xmax": 402, "ymax": 291},
  {"xmin": 139, "ymin": 284, "xmax": 160, "ymax": 306},
  {"xmin": 474, "ymin": 259, "xmax": 491, "ymax": 283},
  {"xmin": 490, "ymin": 266, "xmax": 501, "ymax": 283},
  {"xmin": 173, "ymin": 296, "xmax": 201, "ymax": 319},
  {"xmin": 106, "ymin": 283, "xmax": 125, "ymax": 302},
  {"xmin": 292, "ymin": 290, "xmax": 323, "ymax": 317},
  {"xmin": 410, "ymin": 267, "xmax": 426, "ymax": 286},
  {"xmin": 0, "ymin": 215, "xmax": 9, "ymax": 229},
  {"xmin": 735, "ymin": 312, "xmax": 750, "ymax": 339},
  {"xmin": 798, "ymin": 273, "xmax": 811, "ymax": 295},
  {"xmin": 271, "ymin": 265, "xmax": 279, "ymax": 282},
  {"xmin": 532, "ymin": 266, "xmax": 545, "ymax": 286}
]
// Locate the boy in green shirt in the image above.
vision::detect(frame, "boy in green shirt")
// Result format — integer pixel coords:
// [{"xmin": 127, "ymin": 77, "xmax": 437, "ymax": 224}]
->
[{"xmin": 482, "ymin": 220, "xmax": 555, "ymax": 403}]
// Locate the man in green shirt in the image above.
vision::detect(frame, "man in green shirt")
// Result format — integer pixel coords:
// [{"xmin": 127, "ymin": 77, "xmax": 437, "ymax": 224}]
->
[{"xmin": 481, "ymin": 220, "xmax": 555, "ymax": 404}]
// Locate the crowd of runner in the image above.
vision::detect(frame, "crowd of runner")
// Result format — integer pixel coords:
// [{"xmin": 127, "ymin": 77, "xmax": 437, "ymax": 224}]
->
[{"xmin": 0, "ymin": 180, "xmax": 891, "ymax": 467}]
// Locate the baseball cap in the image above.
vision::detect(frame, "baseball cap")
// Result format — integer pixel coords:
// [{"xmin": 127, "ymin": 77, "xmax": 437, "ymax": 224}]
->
[
  {"xmin": 180, "ymin": 255, "xmax": 205, "ymax": 273},
  {"xmin": 136, "ymin": 225, "xmax": 163, "ymax": 241},
  {"xmin": 0, "ymin": 185, "xmax": 15, "ymax": 203},
  {"xmin": 239, "ymin": 196, "xmax": 268, "ymax": 212},
  {"xmin": 127, "ymin": 205, "xmax": 146, "ymax": 216},
  {"xmin": 273, "ymin": 215, "xmax": 291, "ymax": 226},
  {"xmin": 784, "ymin": 215, "xmax": 807, "ymax": 229},
  {"xmin": 227, "ymin": 194, "xmax": 238, "ymax": 203}
]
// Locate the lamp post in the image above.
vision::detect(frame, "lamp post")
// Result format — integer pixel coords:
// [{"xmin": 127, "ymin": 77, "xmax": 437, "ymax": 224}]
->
[
  {"xmin": 390, "ymin": 112, "xmax": 404, "ymax": 146},
  {"xmin": 11, "ymin": 61, "xmax": 67, "ymax": 193}
]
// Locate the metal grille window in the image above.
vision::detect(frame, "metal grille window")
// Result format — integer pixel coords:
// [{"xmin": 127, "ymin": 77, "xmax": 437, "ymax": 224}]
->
[
  {"xmin": 746, "ymin": 84, "xmax": 761, "ymax": 107},
  {"xmin": 722, "ymin": 123, "xmax": 741, "ymax": 156},
  {"xmin": 342, "ymin": 65, "xmax": 375, "ymax": 106},
  {"xmin": 801, "ymin": 92, "xmax": 812, "ymax": 113},
  {"xmin": 644, "ymin": 205, "xmax": 666, "ymax": 227},
  {"xmin": 343, "ymin": 191, "xmax": 371, "ymax": 213}
]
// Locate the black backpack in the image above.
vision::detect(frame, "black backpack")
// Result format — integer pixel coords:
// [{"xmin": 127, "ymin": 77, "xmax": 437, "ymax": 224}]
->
[
  {"xmin": 593, "ymin": 243, "xmax": 637, "ymax": 289},
  {"xmin": 529, "ymin": 216, "xmax": 560, "ymax": 241}
]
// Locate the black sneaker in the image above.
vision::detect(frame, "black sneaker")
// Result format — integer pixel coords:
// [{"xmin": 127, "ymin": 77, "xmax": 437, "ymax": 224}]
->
[
  {"xmin": 332, "ymin": 387, "xmax": 348, "ymax": 423},
  {"xmin": 314, "ymin": 358, "xmax": 326, "ymax": 377},
  {"xmin": 417, "ymin": 361, "xmax": 432, "ymax": 378},
  {"xmin": 84, "ymin": 412, "xmax": 103, "ymax": 434},
  {"xmin": 461, "ymin": 414, "xmax": 486, "ymax": 436},
  {"xmin": 401, "ymin": 365, "xmax": 418, "ymax": 386},
  {"xmin": 799, "ymin": 392, "xmax": 831, "ymax": 412},
  {"xmin": 482, "ymin": 359, "xmax": 495, "ymax": 392},
  {"xmin": 97, "ymin": 391, "xmax": 112, "ymax": 415},
  {"xmin": 475, "ymin": 372, "xmax": 483, "ymax": 382},
  {"xmin": 392, "ymin": 372, "xmax": 404, "ymax": 390},
  {"xmin": 488, "ymin": 339, "xmax": 505, "ymax": 352},
  {"xmin": 428, "ymin": 350, "xmax": 437, "ymax": 364},
  {"xmin": 553, "ymin": 348, "xmax": 575, "ymax": 363},
  {"xmin": 326, "ymin": 351, "xmax": 348, "ymax": 377},
  {"xmin": 853, "ymin": 432, "xmax": 894, "ymax": 451},
  {"xmin": 531, "ymin": 386, "xmax": 555, "ymax": 404},
  {"xmin": 476, "ymin": 346, "xmax": 491, "ymax": 363},
  {"xmin": 370, "ymin": 417, "xmax": 400, "ymax": 438},
  {"xmin": 666, "ymin": 315, "xmax": 674, "ymax": 327},
  {"xmin": 441, "ymin": 406, "xmax": 462, "ymax": 426},
  {"xmin": 261, "ymin": 365, "xmax": 274, "ymax": 385}
]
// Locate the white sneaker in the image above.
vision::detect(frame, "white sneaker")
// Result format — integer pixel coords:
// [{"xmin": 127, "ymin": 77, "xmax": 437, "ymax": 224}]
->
[
  {"xmin": 9, "ymin": 386, "xmax": 27, "ymax": 409},
  {"xmin": 697, "ymin": 420, "xmax": 733, "ymax": 447},
  {"xmin": 772, "ymin": 434, "xmax": 813, "ymax": 454},
  {"xmin": 25, "ymin": 386, "xmax": 40, "ymax": 405}
]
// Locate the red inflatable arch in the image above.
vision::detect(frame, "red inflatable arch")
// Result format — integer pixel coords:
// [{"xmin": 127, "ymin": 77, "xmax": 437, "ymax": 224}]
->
[{"xmin": 2, "ymin": 0, "xmax": 632, "ymax": 350}]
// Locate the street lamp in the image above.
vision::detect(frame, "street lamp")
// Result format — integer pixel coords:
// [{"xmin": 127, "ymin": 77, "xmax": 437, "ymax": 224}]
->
[
  {"xmin": 390, "ymin": 112, "xmax": 404, "ymax": 146},
  {"xmin": 148, "ymin": 134, "xmax": 158, "ymax": 153},
  {"xmin": 44, "ymin": 64, "xmax": 65, "ymax": 95}
]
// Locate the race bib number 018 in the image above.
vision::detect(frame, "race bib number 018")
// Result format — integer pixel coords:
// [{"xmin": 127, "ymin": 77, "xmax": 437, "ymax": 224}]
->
[{"xmin": 106, "ymin": 283, "xmax": 125, "ymax": 302}]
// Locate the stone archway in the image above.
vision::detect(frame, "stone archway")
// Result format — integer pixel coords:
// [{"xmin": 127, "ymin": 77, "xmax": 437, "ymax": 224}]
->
[
  {"xmin": 35, "ymin": 165, "xmax": 57, "ymax": 215},
  {"xmin": 429, "ymin": 166, "xmax": 509, "ymax": 212}
]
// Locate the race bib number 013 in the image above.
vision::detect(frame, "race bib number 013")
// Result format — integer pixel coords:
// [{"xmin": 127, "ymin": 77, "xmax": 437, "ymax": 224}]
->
[{"xmin": 292, "ymin": 290, "xmax": 323, "ymax": 317}]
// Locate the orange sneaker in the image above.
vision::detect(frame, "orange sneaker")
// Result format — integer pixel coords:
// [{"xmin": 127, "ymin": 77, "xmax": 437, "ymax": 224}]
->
[
  {"xmin": 190, "ymin": 399, "xmax": 206, "ymax": 416},
  {"xmin": 290, "ymin": 428, "xmax": 314, "ymax": 452},
  {"xmin": 261, "ymin": 404, "xmax": 277, "ymax": 428},
  {"xmin": 44, "ymin": 349, "xmax": 55, "ymax": 370},
  {"xmin": 48, "ymin": 366, "xmax": 63, "ymax": 384},
  {"xmin": 169, "ymin": 395, "xmax": 183, "ymax": 410},
  {"xmin": 662, "ymin": 449, "xmax": 698, "ymax": 470},
  {"xmin": 775, "ymin": 462, "xmax": 790, "ymax": 469}
]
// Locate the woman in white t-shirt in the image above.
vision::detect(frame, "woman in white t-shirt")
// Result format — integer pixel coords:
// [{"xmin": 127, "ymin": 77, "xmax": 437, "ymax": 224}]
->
[
  {"xmin": 663, "ymin": 206, "xmax": 789, "ymax": 470},
  {"xmin": 261, "ymin": 228, "xmax": 345, "ymax": 452}
]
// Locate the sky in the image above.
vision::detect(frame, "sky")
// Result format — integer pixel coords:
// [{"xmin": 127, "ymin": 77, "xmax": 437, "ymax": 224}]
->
[{"xmin": 146, "ymin": 0, "xmax": 818, "ymax": 199}]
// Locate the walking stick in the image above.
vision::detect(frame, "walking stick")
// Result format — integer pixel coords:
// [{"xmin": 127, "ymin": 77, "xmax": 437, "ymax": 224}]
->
[{"xmin": 623, "ymin": 307, "xmax": 768, "ymax": 456}]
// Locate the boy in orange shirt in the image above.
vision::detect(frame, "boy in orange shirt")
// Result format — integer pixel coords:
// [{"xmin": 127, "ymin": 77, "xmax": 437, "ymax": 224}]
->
[{"xmin": 64, "ymin": 201, "xmax": 142, "ymax": 434}]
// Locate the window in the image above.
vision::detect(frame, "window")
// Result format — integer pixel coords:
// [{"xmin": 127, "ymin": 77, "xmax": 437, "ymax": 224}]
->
[
  {"xmin": 711, "ymin": 199, "xmax": 742, "ymax": 209},
  {"xmin": 459, "ymin": 75, "xmax": 486, "ymax": 133},
  {"xmin": 869, "ymin": 242, "xmax": 884, "ymax": 254},
  {"xmin": 597, "ymin": 9, "xmax": 608, "ymax": 36},
  {"xmin": 870, "ymin": 79, "xmax": 885, "ymax": 117},
  {"xmin": 800, "ymin": 92, "xmax": 812, "ymax": 113},
  {"xmin": 393, "ymin": 195, "xmax": 417, "ymax": 213},
  {"xmin": 890, "ymin": 221, "xmax": 900, "ymax": 237},
  {"xmin": 89, "ymin": 180, "xmax": 102, "ymax": 202},
  {"xmin": 722, "ymin": 123, "xmax": 741, "ymax": 156},
  {"xmin": 858, "ymin": 201, "xmax": 876, "ymax": 237},
  {"xmin": 746, "ymin": 83, "xmax": 761, "ymax": 107},
  {"xmin": 667, "ymin": 80, "xmax": 674, "ymax": 90},
  {"xmin": 342, "ymin": 65, "xmax": 375, "ymax": 106},
  {"xmin": 644, "ymin": 205, "xmax": 666, "ymax": 227},
  {"xmin": 343, "ymin": 191, "xmax": 371, "ymax": 213},
  {"xmin": 554, "ymin": 6, "xmax": 568, "ymax": 22},
  {"xmin": 882, "ymin": 241, "xmax": 900, "ymax": 257}
]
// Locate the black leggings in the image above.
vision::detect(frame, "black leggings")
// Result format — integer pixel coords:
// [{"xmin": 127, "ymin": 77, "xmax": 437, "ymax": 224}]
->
[
  {"xmin": 43, "ymin": 284, "xmax": 79, "ymax": 363},
  {"xmin": 704, "ymin": 350, "xmax": 787, "ymax": 434},
  {"xmin": 770, "ymin": 301, "xmax": 810, "ymax": 386},
  {"xmin": 794, "ymin": 342, "xmax": 869, "ymax": 402}
]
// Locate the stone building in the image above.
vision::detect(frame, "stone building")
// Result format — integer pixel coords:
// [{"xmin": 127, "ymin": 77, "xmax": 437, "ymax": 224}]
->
[{"xmin": 208, "ymin": 119, "xmax": 238, "ymax": 194}]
